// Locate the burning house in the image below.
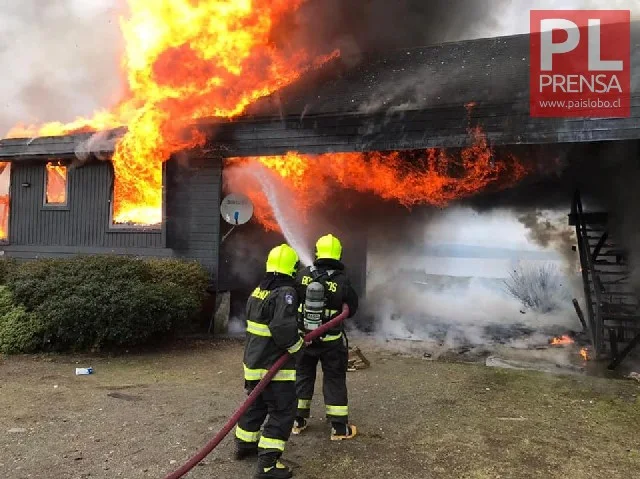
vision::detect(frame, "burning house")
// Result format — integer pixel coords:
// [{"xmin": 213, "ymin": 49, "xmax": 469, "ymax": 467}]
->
[{"xmin": 2, "ymin": 14, "xmax": 640, "ymax": 367}]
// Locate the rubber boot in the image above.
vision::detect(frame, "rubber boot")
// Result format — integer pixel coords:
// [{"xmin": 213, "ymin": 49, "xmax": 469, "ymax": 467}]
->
[
  {"xmin": 330, "ymin": 422, "xmax": 357, "ymax": 441},
  {"xmin": 255, "ymin": 454, "xmax": 293, "ymax": 479},
  {"xmin": 291, "ymin": 417, "xmax": 308, "ymax": 435},
  {"xmin": 234, "ymin": 443, "xmax": 258, "ymax": 460}
]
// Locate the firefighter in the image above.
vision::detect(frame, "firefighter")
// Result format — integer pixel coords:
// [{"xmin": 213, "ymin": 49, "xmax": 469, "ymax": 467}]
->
[
  {"xmin": 292, "ymin": 233, "xmax": 359, "ymax": 441},
  {"xmin": 234, "ymin": 243, "xmax": 305, "ymax": 479}
]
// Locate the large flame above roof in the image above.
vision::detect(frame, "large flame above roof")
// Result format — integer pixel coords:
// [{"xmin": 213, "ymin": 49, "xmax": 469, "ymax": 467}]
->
[{"xmin": 6, "ymin": 0, "xmax": 337, "ymax": 225}]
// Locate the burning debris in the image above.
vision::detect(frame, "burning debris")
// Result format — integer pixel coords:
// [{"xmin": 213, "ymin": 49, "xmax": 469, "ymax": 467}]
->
[
  {"xmin": 548, "ymin": 334, "xmax": 591, "ymax": 362},
  {"xmin": 550, "ymin": 335, "xmax": 574, "ymax": 346},
  {"xmin": 580, "ymin": 348, "xmax": 589, "ymax": 361},
  {"xmin": 370, "ymin": 310, "xmax": 582, "ymax": 351}
]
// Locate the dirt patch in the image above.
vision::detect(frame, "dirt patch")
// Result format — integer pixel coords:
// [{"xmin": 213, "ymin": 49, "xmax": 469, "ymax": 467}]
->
[{"xmin": 1, "ymin": 338, "xmax": 640, "ymax": 478}]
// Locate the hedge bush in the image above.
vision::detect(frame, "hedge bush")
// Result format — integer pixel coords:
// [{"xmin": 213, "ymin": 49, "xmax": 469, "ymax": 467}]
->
[
  {"xmin": 0, "ymin": 286, "xmax": 42, "ymax": 354},
  {"xmin": 0, "ymin": 257, "xmax": 17, "ymax": 285},
  {"xmin": 0, "ymin": 256, "xmax": 209, "ymax": 353}
]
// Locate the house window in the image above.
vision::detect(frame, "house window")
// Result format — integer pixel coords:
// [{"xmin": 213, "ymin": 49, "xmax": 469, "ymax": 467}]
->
[
  {"xmin": 0, "ymin": 162, "xmax": 10, "ymax": 242},
  {"xmin": 44, "ymin": 161, "xmax": 68, "ymax": 206},
  {"xmin": 109, "ymin": 162, "xmax": 163, "ymax": 230}
]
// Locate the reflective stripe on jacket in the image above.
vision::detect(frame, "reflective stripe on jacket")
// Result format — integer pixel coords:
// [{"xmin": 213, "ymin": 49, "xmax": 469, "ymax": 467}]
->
[{"xmin": 243, "ymin": 275, "xmax": 302, "ymax": 381}]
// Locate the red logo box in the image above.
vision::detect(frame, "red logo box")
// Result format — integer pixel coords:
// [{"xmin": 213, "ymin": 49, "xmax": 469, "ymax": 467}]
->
[{"xmin": 529, "ymin": 10, "xmax": 630, "ymax": 118}]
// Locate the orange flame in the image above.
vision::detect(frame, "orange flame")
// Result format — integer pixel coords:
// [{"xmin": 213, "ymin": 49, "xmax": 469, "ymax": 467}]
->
[
  {"xmin": 225, "ymin": 127, "xmax": 528, "ymax": 231},
  {"xmin": 0, "ymin": 162, "xmax": 9, "ymax": 241},
  {"xmin": 6, "ymin": 0, "xmax": 336, "ymax": 225},
  {"xmin": 580, "ymin": 347, "xmax": 589, "ymax": 361},
  {"xmin": 45, "ymin": 162, "xmax": 68, "ymax": 204},
  {"xmin": 550, "ymin": 335, "xmax": 574, "ymax": 345}
]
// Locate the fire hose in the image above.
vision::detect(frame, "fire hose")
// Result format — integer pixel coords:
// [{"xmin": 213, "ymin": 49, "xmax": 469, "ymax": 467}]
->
[{"xmin": 163, "ymin": 303, "xmax": 350, "ymax": 479}]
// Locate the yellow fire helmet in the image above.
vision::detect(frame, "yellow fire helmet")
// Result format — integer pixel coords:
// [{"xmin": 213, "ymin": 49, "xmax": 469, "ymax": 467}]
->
[
  {"xmin": 315, "ymin": 234, "xmax": 342, "ymax": 261},
  {"xmin": 265, "ymin": 244, "xmax": 299, "ymax": 277}
]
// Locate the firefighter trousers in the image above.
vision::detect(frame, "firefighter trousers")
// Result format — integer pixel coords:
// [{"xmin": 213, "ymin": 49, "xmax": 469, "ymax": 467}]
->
[
  {"xmin": 295, "ymin": 337, "xmax": 349, "ymax": 424},
  {"xmin": 235, "ymin": 380, "xmax": 297, "ymax": 458}
]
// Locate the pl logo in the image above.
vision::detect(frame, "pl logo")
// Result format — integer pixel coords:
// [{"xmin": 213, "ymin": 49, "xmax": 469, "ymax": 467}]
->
[{"xmin": 529, "ymin": 10, "xmax": 630, "ymax": 118}]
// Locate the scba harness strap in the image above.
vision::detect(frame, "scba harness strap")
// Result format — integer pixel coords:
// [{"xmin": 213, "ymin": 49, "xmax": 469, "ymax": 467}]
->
[
  {"xmin": 303, "ymin": 267, "xmax": 340, "ymax": 336},
  {"xmin": 309, "ymin": 265, "xmax": 335, "ymax": 282}
]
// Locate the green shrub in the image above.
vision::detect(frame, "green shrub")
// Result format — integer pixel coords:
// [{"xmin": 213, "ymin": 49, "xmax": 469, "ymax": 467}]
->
[
  {"xmin": 145, "ymin": 257, "xmax": 210, "ymax": 312},
  {"xmin": 0, "ymin": 257, "xmax": 18, "ymax": 285},
  {"xmin": 0, "ymin": 286, "xmax": 42, "ymax": 354},
  {"xmin": 0, "ymin": 255, "xmax": 210, "ymax": 353}
]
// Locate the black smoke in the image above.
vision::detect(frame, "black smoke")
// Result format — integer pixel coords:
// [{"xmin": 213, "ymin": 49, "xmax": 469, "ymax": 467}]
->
[
  {"xmin": 291, "ymin": 0, "xmax": 506, "ymax": 57},
  {"xmin": 268, "ymin": 0, "xmax": 508, "ymax": 69}
]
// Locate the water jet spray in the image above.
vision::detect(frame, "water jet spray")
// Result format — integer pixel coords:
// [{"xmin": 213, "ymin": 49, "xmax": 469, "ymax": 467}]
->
[{"xmin": 250, "ymin": 162, "xmax": 314, "ymax": 266}]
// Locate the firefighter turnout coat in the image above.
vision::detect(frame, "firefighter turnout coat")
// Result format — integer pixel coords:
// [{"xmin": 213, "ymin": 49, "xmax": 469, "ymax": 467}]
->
[
  {"xmin": 243, "ymin": 273, "xmax": 304, "ymax": 383},
  {"xmin": 236, "ymin": 272, "xmax": 304, "ymax": 458},
  {"xmin": 296, "ymin": 258, "xmax": 359, "ymax": 341},
  {"xmin": 295, "ymin": 258, "xmax": 359, "ymax": 425}
]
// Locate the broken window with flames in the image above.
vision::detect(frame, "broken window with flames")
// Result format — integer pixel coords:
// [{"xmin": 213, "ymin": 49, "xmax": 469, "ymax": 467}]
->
[
  {"xmin": 109, "ymin": 162, "xmax": 163, "ymax": 229},
  {"xmin": 0, "ymin": 162, "xmax": 10, "ymax": 242},
  {"xmin": 44, "ymin": 161, "xmax": 68, "ymax": 206}
]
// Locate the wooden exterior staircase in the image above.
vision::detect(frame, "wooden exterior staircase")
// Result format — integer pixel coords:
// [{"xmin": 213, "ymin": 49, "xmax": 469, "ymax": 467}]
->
[{"xmin": 570, "ymin": 191, "xmax": 640, "ymax": 369}]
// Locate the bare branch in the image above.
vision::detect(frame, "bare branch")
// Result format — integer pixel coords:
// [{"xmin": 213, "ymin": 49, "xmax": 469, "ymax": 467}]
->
[{"xmin": 503, "ymin": 262, "xmax": 570, "ymax": 314}]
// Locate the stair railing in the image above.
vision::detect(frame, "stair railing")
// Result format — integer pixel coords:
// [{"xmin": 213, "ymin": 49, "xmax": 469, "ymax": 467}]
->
[{"xmin": 572, "ymin": 190, "xmax": 605, "ymax": 356}]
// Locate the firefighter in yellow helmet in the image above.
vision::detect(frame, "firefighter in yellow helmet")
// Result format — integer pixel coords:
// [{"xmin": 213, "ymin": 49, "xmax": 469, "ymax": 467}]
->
[
  {"xmin": 234, "ymin": 244, "xmax": 305, "ymax": 479},
  {"xmin": 292, "ymin": 234, "xmax": 359, "ymax": 441}
]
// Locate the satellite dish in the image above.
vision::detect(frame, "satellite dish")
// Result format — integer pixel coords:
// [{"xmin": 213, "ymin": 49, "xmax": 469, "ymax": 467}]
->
[{"xmin": 220, "ymin": 193, "xmax": 253, "ymax": 225}]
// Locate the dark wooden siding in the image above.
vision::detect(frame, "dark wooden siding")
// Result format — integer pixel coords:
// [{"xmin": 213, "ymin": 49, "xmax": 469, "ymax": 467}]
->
[
  {"xmin": 6, "ymin": 161, "xmax": 164, "ymax": 249},
  {"xmin": 166, "ymin": 154, "xmax": 222, "ymax": 282}
]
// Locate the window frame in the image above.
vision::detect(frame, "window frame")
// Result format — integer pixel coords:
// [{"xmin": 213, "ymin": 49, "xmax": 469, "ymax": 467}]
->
[
  {"xmin": 107, "ymin": 161, "xmax": 165, "ymax": 233},
  {"xmin": 42, "ymin": 160, "xmax": 70, "ymax": 210}
]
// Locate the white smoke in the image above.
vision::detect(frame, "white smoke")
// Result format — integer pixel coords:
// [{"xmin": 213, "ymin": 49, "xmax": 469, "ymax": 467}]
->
[
  {"xmin": 0, "ymin": 0, "xmax": 124, "ymax": 137},
  {"xmin": 74, "ymin": 129, "xmax": 123, "ymax": 162},
  {"xmin": 368, "ymin": 273, "xmax": 578, "ymax": 341},
  {"xmin": 361, "ymin": 207, "xmax": 584, "ymax": 353}
]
